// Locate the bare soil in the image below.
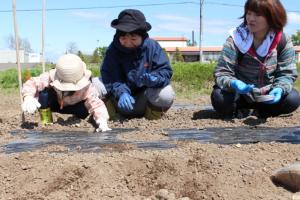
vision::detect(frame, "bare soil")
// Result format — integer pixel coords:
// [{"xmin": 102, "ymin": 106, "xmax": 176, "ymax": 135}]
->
[{"xmin": 0, "ymin": 90, "xmax": 299, "ymax": 200}]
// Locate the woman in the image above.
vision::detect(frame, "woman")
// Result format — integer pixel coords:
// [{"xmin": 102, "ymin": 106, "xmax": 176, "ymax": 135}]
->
[
  {"xmin": 211, "ymin": 0, "xmax": 300, "ymax": 118},
  {"xmin": 92, "ymin": 9, "xmax": 175, "ymax": 120}
]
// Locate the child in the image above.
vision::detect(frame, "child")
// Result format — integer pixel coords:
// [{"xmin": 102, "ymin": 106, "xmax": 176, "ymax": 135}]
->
[{"xmin": 21, "ymin": 54, "xmax": 111, "ymax": 132}]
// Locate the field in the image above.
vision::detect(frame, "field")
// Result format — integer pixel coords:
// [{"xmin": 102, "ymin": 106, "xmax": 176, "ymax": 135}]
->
[{"xmin": 0, "ymin": 63, "xmax": 299, "ymax": 199}]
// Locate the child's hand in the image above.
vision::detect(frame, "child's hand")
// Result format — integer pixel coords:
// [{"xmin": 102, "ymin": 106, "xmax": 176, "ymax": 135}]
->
[
  {"xmin": 22, "ymin": 96, "xmax": 41, "ymax": 114},
  {"xmin": 96, "ymin": 118, "xmax": 111, "ymax": 132}
]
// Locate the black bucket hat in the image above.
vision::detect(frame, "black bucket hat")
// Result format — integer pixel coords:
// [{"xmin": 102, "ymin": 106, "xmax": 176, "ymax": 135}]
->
[{"xmin": 111, "ymin": 9, "xmax": 152, "ymax": 32}]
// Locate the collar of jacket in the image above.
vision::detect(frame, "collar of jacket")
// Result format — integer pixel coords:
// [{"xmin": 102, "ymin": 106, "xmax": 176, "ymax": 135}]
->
[
  {"xmin": 247, "ymin": 31, "xmax": 283, "ymax": 58},
  {"xmin": 112, "ymin": 34, "xmax": 148, "ymax": 54}
]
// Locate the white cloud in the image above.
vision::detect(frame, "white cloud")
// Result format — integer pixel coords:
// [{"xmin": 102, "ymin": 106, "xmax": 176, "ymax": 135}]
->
[
  {"xmin": 155, "ymin": 14, "xmax": 198, "ymax": 32},
  {"xmin": 69, "ymin": 11, "xmax": 112, "ymax": 30},
  {"xmin": 70, "ymin": 11, "xmax": 108, "ymax": 21},
  {"xmin": 204, "ymin": 19, "xmax": 238, "ymax": 34},
  {"xmin": 156, "ymin": 14, "xmax": 193, "ymax": 22},
  {"xmin": 287, "ymin": 12, "xmax": 300, "ymax": 24},
  {"xmin": 154, "ymin": 14, "xmax": 238, "ymax": 35}
]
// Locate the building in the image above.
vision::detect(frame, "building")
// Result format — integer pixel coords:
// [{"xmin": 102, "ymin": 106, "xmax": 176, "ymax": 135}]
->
[
  {"xmin": 0, "ymin": 50, "xmax": 41, "ymax": 63},
  {"xmin": 163, "ymin": 46, "xmax": 222, "ymax": 62},
  {"xmin": 152, "ymin": 37, "xmax": 221, "ymax": 62},
  {"xmin": 152, "ymin": 37, "xmax": 188, "ymax": 48},
  {"xmin": 0, "ymin": 50, "xmax": 26, "ymax": 63},
  {"xmin": 153, "ymin": 37, "xmax": 300, "ymax": 62},
  {"xmin": 27, "ymin": 53, "xmax": 41, "ymax": 63}
]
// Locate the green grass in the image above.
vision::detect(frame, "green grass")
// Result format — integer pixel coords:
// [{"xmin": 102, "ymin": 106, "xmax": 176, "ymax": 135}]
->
[
  {"xmin": 0, "ymin": 62, "xmax": 299, "ymax": 99},
  {"xmin": 171, "ymin": 62, "xmax": 215, "ymax": 97},
  {"xmin": 87, "ymin": 63, "xmax": 100, "ymax": 77},
  {"xmin": 0, "ymin": 64, "xmax": 55, "ymax": 89},
  {"xmin": 0, "ymin": 69, "xmax": 19, "ymax": 88},
  {"xmin": 0, "ymin": 63, "xmax": 99, "ymax": 89},
  {"xmin": 172, "ymin": 62, "xmax": 214, "ymax": 86},
  {"xmin": 295, "ymin": 63, "xmax": 300, "ymax": 91}
]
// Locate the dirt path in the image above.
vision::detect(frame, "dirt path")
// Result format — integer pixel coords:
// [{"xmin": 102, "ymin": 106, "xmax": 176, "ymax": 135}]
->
[{"xmin": 0, "ymin": 90, "xmax": 299, "ymax": 200}]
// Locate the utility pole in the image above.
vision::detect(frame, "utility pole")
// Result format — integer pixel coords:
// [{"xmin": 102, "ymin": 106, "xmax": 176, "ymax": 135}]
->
[
  {"xmin": 199, "ymin": 0, "xmax": 204, "ymax": 62},
  {"xmin": 12, "ymin": 0, "xmax": 25, "ymax": 122},
  {"xmin": 192, "ymin": 30, "xmax": 195, "ymax": 46},
  {"xmin": 41, "ymin": 0, "xmax": 46, "ymax": 72},
  {"xmin": 97, "ymin": 40, "xmax": 100, "ymax": 54}
]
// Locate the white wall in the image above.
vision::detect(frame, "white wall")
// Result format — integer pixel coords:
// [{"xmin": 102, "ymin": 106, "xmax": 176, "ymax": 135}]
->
[
  {"xmin": 0, "ymin": 50, "xmax": 42, "ymax": 63},
  {"xmin": 157, "ymin": 41, "xmax": 187, "ymax": 48},
  {"xmin": 0, "ymin": 50, "xmax": 25, "ymax": 63},
  {"xmin": 28, "ymin": 53, "xmax": 41, "ymax": 63}
]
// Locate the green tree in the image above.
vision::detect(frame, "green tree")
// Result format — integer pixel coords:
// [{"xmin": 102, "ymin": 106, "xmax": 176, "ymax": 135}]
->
[
  {"xmin": 291, "ymin": 30, "xmax": 300, "ymax": 45},
  {"xmin": 173, "ymin": 47, "xmax": 184, "ymax": 63},
  {"xmin": 6, "ymin": 34, "xmax": 33, "ymax": 53},
  {"xmin": 187, "ymin": 39, "xmax": 197, "ymax": 46},
  {"xmin": 98, "ymin": 47, "xmax": 107, "ymax": 60},
  {"xmin": 66, "ymin": 42, "xmax": 78, "ymax": 54},
  {"xmin": 91, "ymin": 48, "xmax": 100, "ymax": 64},
  {"xmin": 77, "ymin": 51, "xmax": 86, "ymax": 63}
]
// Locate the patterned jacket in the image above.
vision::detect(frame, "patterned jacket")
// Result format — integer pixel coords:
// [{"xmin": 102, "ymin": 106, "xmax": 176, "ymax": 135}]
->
[
  {"xmin": 214, "ymin": 32, "xmax": 298, "ymax": 100},
  {"xmin": 22, "ymin": 71, "xmax": 108, "ymax": 123}
]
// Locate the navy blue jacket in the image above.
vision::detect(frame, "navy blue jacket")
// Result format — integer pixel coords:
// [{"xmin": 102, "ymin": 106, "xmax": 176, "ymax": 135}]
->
[{"xmin": 101, "ymin": 35, "xmax": 172, "ymax": 100}]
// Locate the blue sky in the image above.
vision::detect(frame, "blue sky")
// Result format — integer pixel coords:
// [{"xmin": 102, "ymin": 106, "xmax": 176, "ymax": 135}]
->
[{"xmin": 1, "ymin": 0, "xmax": 300, "ymax": 62}]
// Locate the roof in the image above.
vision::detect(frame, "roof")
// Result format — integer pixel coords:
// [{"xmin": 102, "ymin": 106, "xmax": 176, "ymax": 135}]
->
[
  {"xmin": 163, "ymin": 46, "xmax": 300, "ymax": 52},
  {"xmin": 164, "ymin": 46, "xmax": 222, "ymax": 52},
  {"xmin": 152, "ymin": 37, "xmax": 188, "ymax": 41}
]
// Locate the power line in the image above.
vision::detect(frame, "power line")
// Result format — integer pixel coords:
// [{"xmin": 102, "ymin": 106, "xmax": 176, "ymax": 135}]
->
[
  {"xmin": 205, "ymin": 1, "xmax": 243, "ymax": 8},
  {"xmin": 205, "ymin": 1, "xmax": 300, "ymax": 13},
  {"xmin": 0, "ymin": 1, "xmax": 199, "ymax": 12},
  {"xmin": 0, "ymin": 1, "xmax": 299, "ymax": 14}
]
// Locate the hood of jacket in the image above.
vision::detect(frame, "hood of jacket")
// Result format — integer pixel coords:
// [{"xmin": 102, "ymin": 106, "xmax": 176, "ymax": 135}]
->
[{"xmin": 112, "ymin": 33, "xmax": 149, "ymax": 55}]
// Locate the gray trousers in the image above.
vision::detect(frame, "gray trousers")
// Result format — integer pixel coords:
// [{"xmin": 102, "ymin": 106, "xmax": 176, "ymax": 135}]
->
[{"xmin": 92, "ymin": 77, "xmax": 175, "ymax": 117}]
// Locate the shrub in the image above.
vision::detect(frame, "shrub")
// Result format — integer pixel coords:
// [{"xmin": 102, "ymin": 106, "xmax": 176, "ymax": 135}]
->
[
  {"xmin": 295, "ymin": 63, "xmax": 300, "ymax": 90},
  {"xmin": 0, "ymin": 62, "xmax": 298, "ymax": 96},
  {"xmin": 0, "ymin": 64, "xmax": 53, "ymax": 89},
  {"xmin": 87, "ymin": 63, "xmax": 100, "ymax": 77},
  {"xmin": 0, "ymin": 69, "xmax": 19, "ymax": 88}
]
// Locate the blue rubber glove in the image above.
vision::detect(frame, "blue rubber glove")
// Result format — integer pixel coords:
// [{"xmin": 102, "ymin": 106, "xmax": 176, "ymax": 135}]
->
[
  {"xmin": 117, "ymin": 93, "xmax": 135, "ymax": 112},
  {"xmin": 230, "ymin": 80, "xmax": 254, "ymax": 94},
  {"xmin": 265, "ymin": 87, "xmax": 283, "ymax": 104},
  {"xmin": 141, "ymin": 73, "xmax": 158, "ymax": 87}
]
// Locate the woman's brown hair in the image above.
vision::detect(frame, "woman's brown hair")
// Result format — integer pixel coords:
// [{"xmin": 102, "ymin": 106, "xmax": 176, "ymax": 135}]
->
[{"xmin": 241, "ymin": 0, "xmax": 287, "ymax": 32}]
